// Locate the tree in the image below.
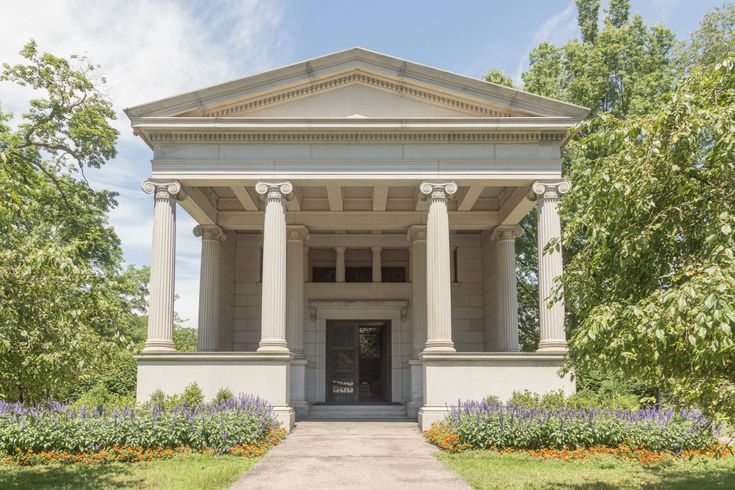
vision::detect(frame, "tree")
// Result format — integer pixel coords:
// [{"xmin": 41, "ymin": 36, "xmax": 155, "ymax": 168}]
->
[
  {"xmin": 676, "ymin": 2, "xmax": 735, "ymax": 72},
  {"xmin": 560, "ymin": 57, "xmax": 735, "ymax": 422},
  {"xmin": 483, "ymin": 68, "xmax": 515, "ymax": 88},
  {"xmin": 0, "ymin": 41, "xmax": 143, "ymax": 402},
  {"xmin": 576, "ymin": 0, "xmax": 600, "ymax": 43},
  {"xmin": 512, "ymin": 1, "xmax": 678, "ymax": 357}
]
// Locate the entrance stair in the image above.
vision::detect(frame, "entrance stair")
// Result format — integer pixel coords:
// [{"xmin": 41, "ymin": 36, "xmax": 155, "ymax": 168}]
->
[{"xmin": 307, "ymin": 404, "xmax": 410, "ymax": 420}]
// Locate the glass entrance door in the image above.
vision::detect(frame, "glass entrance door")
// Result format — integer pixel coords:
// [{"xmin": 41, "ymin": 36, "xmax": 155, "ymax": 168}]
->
[{"xmin": 325, "ymin": 320, "xmax": 391, "ymax": 404}]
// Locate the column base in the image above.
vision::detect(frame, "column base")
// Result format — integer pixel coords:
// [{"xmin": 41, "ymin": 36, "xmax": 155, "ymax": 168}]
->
[
  {"xmin": 142, "ymin": 339, "xmax": 176, "ymax": 353},
  {"xmin": 423, "ymin": 340, "xmax": 455, "ymax": 353},
  {"xmin": 537, "ymin": 339, "xmax": 568, "ymax": 353},
  {"xmin": 257, "ymin": 339, "xmax": 290, "ymax": 353}
]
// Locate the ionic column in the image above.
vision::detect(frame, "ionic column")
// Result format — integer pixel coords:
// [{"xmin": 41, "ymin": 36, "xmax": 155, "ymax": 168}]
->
[
  {"xmin": 533, "ymin": 180, "xmax": 571, "ymax": 352},
  {"xmin": 420, "ymin": 181, "xmax": 457, "ymax": 352},
  {"xmin": 493, "ymin": 226, "xmax": 523, "ymax": 352},
  {"xmin": 371, "ymin": 246, "xmax": 383, "ymax": 283},
  {"xmin": 335, "ymin": 246, "xmax": 346, "ymax": 283},
  {"xmin": 304, "ymin": 245, "xmax": 310, "ymax": 283},
  {"xmin": 141, "ymin": 180, "xmax": 184, "ymax": 353},
  {"xmin": 408, "ymin": 226, "xmax": 427, "ymax": 354},
  {"xmin": 194, "ymin": 225, "xmax": 226, "ymax": 352},
  {"xmin": 287, "ymin": 225, "xmax": 309, "ymax": 357},
  {"xmin": 255, "ymin": 181, "xmax": 292, "ymax": 353}
]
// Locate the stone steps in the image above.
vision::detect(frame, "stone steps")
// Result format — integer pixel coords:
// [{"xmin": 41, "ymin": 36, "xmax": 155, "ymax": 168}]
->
[{"xmin": 307, "ymin": 404, "xmax": 410, "ymax": 420}]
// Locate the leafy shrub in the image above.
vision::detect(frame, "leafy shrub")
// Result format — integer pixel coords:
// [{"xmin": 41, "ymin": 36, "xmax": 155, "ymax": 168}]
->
[
  {"xmin": 182, "ymin": 383, "xmax": 204, "ymax": 408},
  {"xmin": 73, "ymin": 383, "xmax": 135, "ymax": 411},
  {"xmin": 213, "ymin": 388, "xmax": 234, "ymax": 405},
  {"xmin": 0, "ymin": 395, "xmax": 279, "ymax": 455},
  {"xmin": 438, "ymin": 399, "xmax": 717, "ymax": 453},
  {"xmin": 507, "ymin": 389, "xmax": 640, "ymax": 410},
  {"xmin": 483, "ymin": 394, "xmax": 501, "ymax": 406}
]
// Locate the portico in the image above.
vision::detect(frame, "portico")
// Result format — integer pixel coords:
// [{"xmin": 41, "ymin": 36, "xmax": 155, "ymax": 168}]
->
[{"xmin": 128, "ymin": 48, "xmax": 588, "ymax": 431}]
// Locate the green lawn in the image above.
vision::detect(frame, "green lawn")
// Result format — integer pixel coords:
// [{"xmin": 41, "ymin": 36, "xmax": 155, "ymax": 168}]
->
[
  {"xmin": 0, "ymin": 453, "xmax": 258, "ymax": 490},
  {"xmin": 438, "ymin": 451, "xmax": 735, "ymax": 489}
]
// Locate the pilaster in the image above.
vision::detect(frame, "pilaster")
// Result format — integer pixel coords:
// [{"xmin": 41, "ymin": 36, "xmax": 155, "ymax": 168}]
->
[
  {"xmin": 493, "ymin": 225, "xmax": 523, "ymax": 352},
  {"xmin": 194, "ymin": 225, "xmax": 226, "ymax": 352}
]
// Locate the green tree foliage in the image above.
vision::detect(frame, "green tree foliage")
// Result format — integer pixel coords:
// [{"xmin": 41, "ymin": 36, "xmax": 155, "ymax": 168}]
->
[
  {"xmin": 483, "ymin": 68, "xmax": 515, "ymax": 88},
  {"xmin": 561, "ymin": 57, "xmax": 735, "ymax": 423},
  {"xmin": 576, "ymin": 0, "xmax": 600, "ymax": 43},
  {"xmin": 512, "ymin": 1, "xmax": 679, "ymax": 356},
  {"xmin": 0, "ymin": 41, "xmax": 147, "ymax": 402},
  {"xmin": 676, "ymin": 2, "xmax": 735, "ymax": 72}
]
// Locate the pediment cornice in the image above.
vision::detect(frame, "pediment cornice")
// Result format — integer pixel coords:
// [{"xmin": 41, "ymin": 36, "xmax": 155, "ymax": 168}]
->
[{"xmin": 187, "ymin": 70, "xmax": 516, "ymax": 118}]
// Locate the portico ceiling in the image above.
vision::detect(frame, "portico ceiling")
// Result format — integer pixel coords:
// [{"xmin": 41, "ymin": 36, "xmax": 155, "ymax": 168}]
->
[{"xmin": 180, "ymin": 182, "xmax": 532, "ymax": 232}]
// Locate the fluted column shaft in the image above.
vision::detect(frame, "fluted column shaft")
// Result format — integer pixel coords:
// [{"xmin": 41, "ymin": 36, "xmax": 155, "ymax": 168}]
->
[
  {"xmin": 533, "ymin": 181, "xmax": 571, "ymax": 352},
  {"xmin": 420, "ymin": 181, "xmax": 457, "ymax": 352},
  {"xmin": 408, "ymin": 226, "xmax": 427, "ymax": 354},
  {"xmin": 371, "ymin": 246, "xmax": 383, "ymax": 283},
  {"xmin": 141, "ymin": 180, "xmax": 183, "ymax": 352},
  {"xmin": 335, "ymin": 246, "xmax": 346, "ymax": 283},
  {"xmin": 287, "ymin": 225, "xmax": 309, "ymax": 357},
  {"xmin": 494, "ymin": 226, "xmax": 523, "ymax": 352},
  {"xmin": 194, "ymin": 225, "xmax": 226, "ymax": 352},
  {"xmin": 256, "ymin": 181, "xmax": 292, "ymax": 353}
]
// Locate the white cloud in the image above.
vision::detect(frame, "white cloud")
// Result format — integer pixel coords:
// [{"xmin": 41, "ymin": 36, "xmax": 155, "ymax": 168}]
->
[
  {"xmin": 513, "ymin": 2, "xmax": 579, "ymax": 84},
  {"xmin": 1, "ymin": 0, "xmax": 291, "ymax": 327}
]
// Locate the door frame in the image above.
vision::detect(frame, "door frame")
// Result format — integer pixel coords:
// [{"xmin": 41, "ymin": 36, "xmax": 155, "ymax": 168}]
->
[{"xmin": 310, "ymin": 300, "xmax": 407, "ymax": 403}]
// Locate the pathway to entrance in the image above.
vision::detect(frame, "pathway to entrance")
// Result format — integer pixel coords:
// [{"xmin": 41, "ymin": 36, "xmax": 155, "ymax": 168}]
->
[{"xmin": 230, "ymin": 420, "xmax": 470, "ymax": 489}]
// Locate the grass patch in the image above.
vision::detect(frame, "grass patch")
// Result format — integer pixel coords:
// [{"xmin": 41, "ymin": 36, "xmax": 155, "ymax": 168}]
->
[
  {"xmin": 439, "ymin": 450, "xmax": 735, "ymax": 489},
  {"xmin": 0, "ymin": 453, "xmax": 257, "ymax": 490}
]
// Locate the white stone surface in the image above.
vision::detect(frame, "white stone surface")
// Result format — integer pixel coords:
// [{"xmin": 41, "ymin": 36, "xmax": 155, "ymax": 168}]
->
[
  {"xmin": 193, "ymin": 225, "xmax": 226, "ymax": 352},
  {"xmin": 533, "ymin": 181, "xmax": 571, "ymax": 352},
  {"xmin": 141, "ymin": 180, "xmax": 183, "ymax": 353},
  {"xmin": 421, "ymin": 181, "xmax": 457, "ymax": 352},
  {"xmin": 418, "ymin": 352, "xmax": 574, "ymax": 430},
  {"xmin": 493, "ymin": 225, "xmax": 523, "ymax": 352},
  {"xmin": 256, "ymin": 181, "xmax": 292, "ymax": 353},
  {"xmin": 136, "ymin": 352, "xmax": 295, "ymax": 431},
  {"xmin": 286, "ymin": 225, "xmax": 309, "ymax": 357}
]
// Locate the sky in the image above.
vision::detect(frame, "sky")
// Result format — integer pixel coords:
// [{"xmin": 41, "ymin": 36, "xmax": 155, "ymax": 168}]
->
[{"xmin": 0, "ymin": 0, "xmax": 726, "ymax": 328}]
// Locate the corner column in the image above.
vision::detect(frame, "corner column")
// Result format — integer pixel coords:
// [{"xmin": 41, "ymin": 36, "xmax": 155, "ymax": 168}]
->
[
  {"xmin": 420, "ymin": 181, "xmax": 457, "ymax": 352},
  {"xmin": 194, "ymin": 225, "xmax": 226, "ymax": 352},
  {"xmin": 533, "ymin": 181, "xmax": 571, "ymax": 352},
  {"xmin": 493, "ymin": 225, "xmax": 523, "ymax": 352},
  {"xmin": 255, "ymin": 181, "xmax": 292, "ymax": 353},
  {"xmin": 141, "ymin": 180, "xmax": 184, "ymax": 353}
]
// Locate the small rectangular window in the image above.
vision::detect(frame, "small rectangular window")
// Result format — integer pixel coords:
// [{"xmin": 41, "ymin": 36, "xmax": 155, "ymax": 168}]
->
[{"xmin": 312, "ymin": 267, "xmax": 336, "ymax": 282}]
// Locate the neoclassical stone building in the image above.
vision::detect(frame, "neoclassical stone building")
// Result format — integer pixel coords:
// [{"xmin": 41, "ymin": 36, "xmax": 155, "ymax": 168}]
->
[{"xmin": 126, "ymin": 48, "xmax": 588, "ymax": 430}]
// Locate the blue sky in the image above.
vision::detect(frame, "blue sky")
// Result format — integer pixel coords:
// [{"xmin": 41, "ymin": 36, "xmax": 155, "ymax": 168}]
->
[{"xmin": 0, "ymin": 0, "xmax": 726, "ymax": 327}]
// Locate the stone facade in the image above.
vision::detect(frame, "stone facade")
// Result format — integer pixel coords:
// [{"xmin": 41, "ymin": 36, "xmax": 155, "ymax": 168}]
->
[{"xmin": 127, "ymin": 48, "xmax": 588, "ymax": 431}]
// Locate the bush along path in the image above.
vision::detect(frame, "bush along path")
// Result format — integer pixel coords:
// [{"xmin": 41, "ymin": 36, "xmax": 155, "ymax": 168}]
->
[
  {"xmin": 425, "ymin": 399, "xmax": 730, "ymax": 465},
  {"xmin": 0, "ymin": 393, "xmax": 286, "ymax": 466}
]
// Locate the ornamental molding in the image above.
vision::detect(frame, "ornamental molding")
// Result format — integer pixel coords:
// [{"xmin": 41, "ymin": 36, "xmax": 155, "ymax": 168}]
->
[
  {"xmin": 255, "ymin": 180, "xmax": 293, "ymax": 199},
  {"xmin": 492, "ymin": 225, "xmax": 524, "ymax": 241},
  {"xmin": 407, "ymin": 225, "xmax": 427, "ymax": 242},
  {"xmin": 531, "ymin": 180, "xmax": 571, "ymax": 201},
  {"xmin": 287, "ymin": 225, "xmax": 310, "ymax": 242},
  {"xmin": 193, "ymin": 224, "xmax": 226, "ymax": 242},
  {"xmin": 147, "ymin": 132, "xmax": 565, "ymax": 145},
  {"xmin": 420, "ymin": 181, "xmax": 458, "ymax": 201},
  {"xmin": 141, "ymin": 179, "xmax": 186, "ymax": 200},
  {"xmin": 200, "ymin": 72, "xmax": 513, "ymax": 118}
]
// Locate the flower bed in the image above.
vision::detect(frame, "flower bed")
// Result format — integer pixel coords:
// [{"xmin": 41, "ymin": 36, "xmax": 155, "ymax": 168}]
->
[
  {"xmin": 0, "ymin": 395, "xmax": 285, "ymax": 465},
  {"xmin": 425, "ymin": 399, "xmax": 719, "ymax": 455}
]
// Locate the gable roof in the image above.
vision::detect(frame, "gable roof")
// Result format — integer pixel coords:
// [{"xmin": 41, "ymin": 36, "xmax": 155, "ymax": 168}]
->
[{"xmin": 124, "ymin": 47, "xmax": 589, "ymax": 121}]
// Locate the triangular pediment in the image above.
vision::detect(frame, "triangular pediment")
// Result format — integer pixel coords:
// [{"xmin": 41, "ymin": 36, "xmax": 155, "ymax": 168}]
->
[{"xmin": 125, "ymin": 48, "xmax": 589, "ymax": 120}]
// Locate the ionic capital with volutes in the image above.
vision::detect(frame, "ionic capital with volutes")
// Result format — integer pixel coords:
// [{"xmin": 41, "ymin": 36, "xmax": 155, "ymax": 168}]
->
[
  {"xmin": 255, "ymin": 180, "xmax": 293, "ymax": 200},
  {"xmin": 141, "ymin": 179, "xmax": 186, "ymax": 201},
  {"xmin": 193, "ymin": 224, "xmax": 226, "ymax": 242},
  {"xmin": 531, "ymin": 180, "xmax": 571, "ymax": 201},
  {"xmin": 492, "ymin": 225, "xmax": 524, "ymax": 242},
  {"xmin": 420, "ymin": 180, "xmax": 458, "ymax": 202}
]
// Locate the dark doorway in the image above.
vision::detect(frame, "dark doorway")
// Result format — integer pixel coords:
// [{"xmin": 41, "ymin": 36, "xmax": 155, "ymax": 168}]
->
[{"xmin": 325, "ymin": 320, "xmax": 391, "ymax": 404}]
